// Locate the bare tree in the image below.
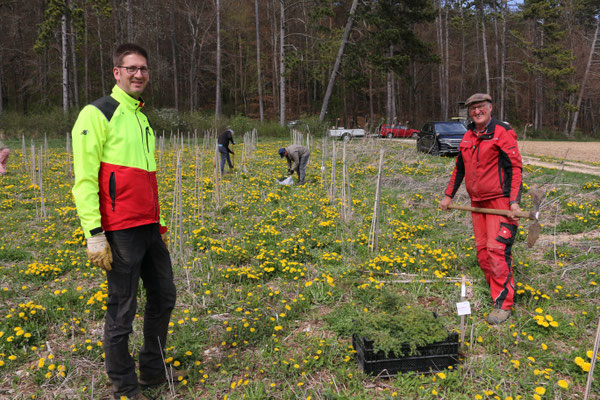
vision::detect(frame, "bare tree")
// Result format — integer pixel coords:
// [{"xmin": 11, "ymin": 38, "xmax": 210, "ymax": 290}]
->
[
  {"xmin": 279, "ymin": 0, "xmax": 286, "ymax": 126},
  {"xmin": 319, "ymin": 0, "xmax": 359, "ymax": 122},
  {"xmin": 255, "ymin": 0, "xmax": 264, "ymax": 122},
  {"xmin": 215, "ymin": 0, "xmax": 222, "ymax": 117},
  {"xmin": 170, "ymin": 0, "xmax": 179, "ymax": 111},
  {"xmin": 61, "ymin": 9, "xmax": 69, "ymax": 112},
  {"xmin": 570, "ymin": 18, "xmax": 600, "ymax": 137},
  {"xmin": 479, "ymin": 0, "xmax": 490, "ymax": 94}
]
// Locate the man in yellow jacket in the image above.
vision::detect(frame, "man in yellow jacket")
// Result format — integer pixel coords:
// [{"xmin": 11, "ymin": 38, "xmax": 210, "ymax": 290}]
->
[{"xmin": 72, "ymin": 44, "xmax": 180, "ymax": 400}]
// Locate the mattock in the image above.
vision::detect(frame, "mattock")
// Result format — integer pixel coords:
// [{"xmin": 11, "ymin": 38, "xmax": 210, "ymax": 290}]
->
[{"xmin": 447, "ymin": 187, "xmax": 544, "ymax": 247}]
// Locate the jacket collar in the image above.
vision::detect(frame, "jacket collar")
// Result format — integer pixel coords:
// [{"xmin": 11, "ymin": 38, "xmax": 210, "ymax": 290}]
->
[
  {"xmin": 467, "ymin": 117, "xmax": 497, "ymax": 140},
  {"xmin": 111, "ymin": 84, "xmax": 145, "ymax": 110}
]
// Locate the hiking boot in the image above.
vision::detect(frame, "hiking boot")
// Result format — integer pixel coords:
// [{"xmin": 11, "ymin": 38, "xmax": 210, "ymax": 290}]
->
[
  {"xmin": 139, "ymin": 368, "xmax": 188, "ymax": 388},
  {"xmin": 487, "ymin": 308, "xmax": 511, "ymax": 325}
]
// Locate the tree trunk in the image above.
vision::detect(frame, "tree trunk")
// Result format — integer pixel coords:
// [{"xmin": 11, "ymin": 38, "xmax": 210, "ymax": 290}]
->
[
  {"xmin": 569, "ymin": 18, "xmax": 600, "ymax": 137},
  {"xmin": 270, "ymin": 0, "xmax": 279, "ymax": 114},
  {"xmin": 279, "ymin": 0, "xmax": 286, "ymax": 126},
  {"xmin": 61, "ymin": 10, "xmax": 69, "ymax": 113},
  {"xmin": 97, "ymin": 13, "xmax": 106, "ymax": 97},
  {"xmin": 255, "ymin": 0, "xmax": 265, "ymax": 122},
  {"xmin": 459, "ymin": 1, "xmax": 465, "ymax": 100},
  {"xmin": 0, "ymin": 44, "xmax": 3, "ymax": 114},
  {"xmin": 170, "ymin": 0, "xmax": 179, "ymax": 111},
  {"xmin": 444, "ymin": 2, "xmax": 449, "ymax": 119},
  {"xmin": 436, "ymin": 1, "xmax": 444, "ymax": 118},
  {"xmin": 84, "ymin": 10, "xmax": 89, "ymax": 104},
  {"xmin": 126, "ymin": 0, "xmax": 133, "ymax": 42},
  {"xmin": 319, "ymin": 0, "xmax": 359, "ymax": 122},
  {"xmin": 69, "ymin": 1, "xmax": 79, "ymax": 110},
  {"xmin": 499, "ymin": 0, "xmax": 507, "ymax": 121},
  {"xmin": 480, "ymin": 0, "xmax": 490, "ymax": 94},
  {"xmin": 215, "ymin": 0, "xmax": 222, "ymax": 117}
]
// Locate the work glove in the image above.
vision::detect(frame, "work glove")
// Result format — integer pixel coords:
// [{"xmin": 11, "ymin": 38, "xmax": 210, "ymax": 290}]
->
[
  {"xmin": 161, "ymin": 232, "xmax": 169, "ymax": 250},
  {"xmin": 287, "ymin": 169, "xmax": 294, "ymax": 176},
  {"xmin": 87, "ymin": 232, "xmax": 113, "ymax": 271}
]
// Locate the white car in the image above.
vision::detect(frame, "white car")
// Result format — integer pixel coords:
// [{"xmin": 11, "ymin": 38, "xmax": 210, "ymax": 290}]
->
[{"xmin": 327, "ymin": 127, "xmax": 365, "ymax": 141}]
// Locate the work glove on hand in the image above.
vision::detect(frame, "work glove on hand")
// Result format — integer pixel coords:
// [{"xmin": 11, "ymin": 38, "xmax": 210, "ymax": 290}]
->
[
  {"xmin": 87, "ymin": 232, "xmax": 113, "ymax": 271},
  {"xmin": 161, "ymin": 232, "xmax": 169, "ymax": 250},
  {"xmin": 287, "ymin": 169, "xmax": 294, "ymax": 176}
]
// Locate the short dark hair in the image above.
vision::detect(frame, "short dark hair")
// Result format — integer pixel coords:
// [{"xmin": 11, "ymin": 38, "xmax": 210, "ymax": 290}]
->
[{"xmin": 113, "ymin": 43, "xmax": 148, "ymax": 67}]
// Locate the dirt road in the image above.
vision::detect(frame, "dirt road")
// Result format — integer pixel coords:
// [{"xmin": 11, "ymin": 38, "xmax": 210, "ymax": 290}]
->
[{"xmin": 518, "ymin": 141, "xmax": 600, "ymax": 176}]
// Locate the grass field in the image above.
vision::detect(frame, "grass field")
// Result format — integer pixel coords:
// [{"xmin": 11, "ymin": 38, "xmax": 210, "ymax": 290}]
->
[{"xmin": 0, "ymin": 135, "xmax": 599, "ymax": 399}]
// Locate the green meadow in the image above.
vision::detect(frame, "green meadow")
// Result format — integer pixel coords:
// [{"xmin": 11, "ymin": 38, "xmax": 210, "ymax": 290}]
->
[{"xmin": 0, "ymin": 135, "xmax": 598, "ymax": 399}]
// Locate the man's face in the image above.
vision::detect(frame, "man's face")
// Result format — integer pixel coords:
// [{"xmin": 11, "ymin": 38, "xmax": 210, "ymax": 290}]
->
[
  {"xmin": 469, "ymin": 101, "xmax": 492, "ymax": 127},
  {"xmin": 113, "ymin": 53, "xmax": 149, "ymax": 98}
]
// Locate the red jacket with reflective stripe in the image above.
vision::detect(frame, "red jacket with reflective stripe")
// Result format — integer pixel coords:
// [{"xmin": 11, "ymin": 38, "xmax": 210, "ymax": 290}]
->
[{"xmin": 445, "ymin": 118, "xmax": 523, "ymax": 204}]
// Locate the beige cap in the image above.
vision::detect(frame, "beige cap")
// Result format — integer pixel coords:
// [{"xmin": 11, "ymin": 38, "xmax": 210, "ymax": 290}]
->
[{"xmin": 465, "ymin": 93, "xmax": 492, "ymax": 107}]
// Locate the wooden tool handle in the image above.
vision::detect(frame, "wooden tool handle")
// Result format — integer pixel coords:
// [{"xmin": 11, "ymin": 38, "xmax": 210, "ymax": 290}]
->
[{"xmin": 448, "ymin": 204, "xmax": 531, "ymax": 219}]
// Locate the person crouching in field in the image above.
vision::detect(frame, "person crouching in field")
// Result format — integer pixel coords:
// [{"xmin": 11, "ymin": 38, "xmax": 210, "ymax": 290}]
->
[
  {"xmin": 278, "ymin": 144, "xmax": 310, "ymax": 185},
  {"xmin": 440, "ymin": 93, "xmax": 523, "ymax": 325},
  {"xmin": 0, "ymin": 134, "xmax": 10, "ymax": 176},
  {"xmin": 71, "ymin": 43, "xmax": 183, "ymax": 400}
]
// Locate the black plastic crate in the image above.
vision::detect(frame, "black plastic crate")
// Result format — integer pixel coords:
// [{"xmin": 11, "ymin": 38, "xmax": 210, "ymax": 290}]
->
[{"xmin": 352, "ymin": 333, "xmax": 459, "ymax": 377}]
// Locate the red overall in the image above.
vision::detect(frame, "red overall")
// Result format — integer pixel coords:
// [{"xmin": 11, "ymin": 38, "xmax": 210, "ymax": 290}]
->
[{"xmin": 445, "ymin": 118, "xmax": 523, "ymax": 310}]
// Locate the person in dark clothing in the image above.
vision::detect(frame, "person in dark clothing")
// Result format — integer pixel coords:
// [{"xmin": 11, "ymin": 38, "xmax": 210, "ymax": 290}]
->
[{"xmin": 218, "ymin": 129, "xmax": 235, "ymax": 174}]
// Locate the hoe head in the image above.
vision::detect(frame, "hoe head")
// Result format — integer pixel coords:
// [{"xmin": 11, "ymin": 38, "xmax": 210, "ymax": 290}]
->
[{"xmin": 525, "ymin": 186, "xmax": 544, "ymax": 248}]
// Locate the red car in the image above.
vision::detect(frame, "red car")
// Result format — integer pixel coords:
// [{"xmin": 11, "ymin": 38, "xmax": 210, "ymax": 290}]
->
[{"xmin": 378, "ymin": 124, "xmax": 419, "ymax": 138}]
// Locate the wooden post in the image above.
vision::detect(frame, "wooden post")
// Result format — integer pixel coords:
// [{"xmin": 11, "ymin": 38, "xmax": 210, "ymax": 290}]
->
[
  {"xmin": 584, "ymin": 317, "xmax": 600, "ymax": 400},
  {"xmin": 368, "ymin": 149, "xmax": 384, "ymax": 252},
  {"xmin": 460, "ymin": 276, "xmax": 466, "ymax": 347}
]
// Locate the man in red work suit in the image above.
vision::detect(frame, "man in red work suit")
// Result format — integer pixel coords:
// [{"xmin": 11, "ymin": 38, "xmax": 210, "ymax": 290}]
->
[{"xmin": 440, "ymin": 93, "xmax": 523, "ymax": 325}]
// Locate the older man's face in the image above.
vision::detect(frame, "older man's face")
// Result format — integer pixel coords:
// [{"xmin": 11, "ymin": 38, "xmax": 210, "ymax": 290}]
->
[{"xmin": 469, "ymin": 101, "xmax": 492, "ymax": 128}]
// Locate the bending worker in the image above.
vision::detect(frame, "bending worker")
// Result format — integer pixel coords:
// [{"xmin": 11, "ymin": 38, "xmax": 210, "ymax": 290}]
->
[
  {"xmin": 440, "ymin": 93, "xmax": 523, "ymax": 325},
  {"xmin": 218, "ymin": 128, "xmax": 235, "ymax": 174},
  {"xmin": 71, "ymin": 43, "xmax": 181, "ymax": 399},
  {"xmin": 278, "ymin": 144, "xmax": 310, "ymax": 185}
]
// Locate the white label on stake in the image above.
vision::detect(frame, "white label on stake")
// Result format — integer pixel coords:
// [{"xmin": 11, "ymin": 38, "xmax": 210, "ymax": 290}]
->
[
  {"xmin": 456, "ymin": 301, "xmax": 471, "ymax": 316},
  {"xmin": 461, "ymin": 281, "xmax": 466, "ymax": 298}
]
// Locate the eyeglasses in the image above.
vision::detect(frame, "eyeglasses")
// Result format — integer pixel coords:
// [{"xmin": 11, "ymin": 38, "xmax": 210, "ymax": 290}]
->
[
  {"xmin": 117, "ymin": 65, "xmax": 150, "ymax": 75},
  {"xmin": 469, "ymin": 103, "xmax": 490, "ymax": 112}
]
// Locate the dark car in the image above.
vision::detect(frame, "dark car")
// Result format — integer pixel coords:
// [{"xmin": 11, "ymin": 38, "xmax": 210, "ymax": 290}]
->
[
  {"xmin": 378, "ymin": 124, "xmax": 419, "ymax": 138},
  {"xmin": 416, "ymin": 121, "xmax": 468, "ymax": 156}
]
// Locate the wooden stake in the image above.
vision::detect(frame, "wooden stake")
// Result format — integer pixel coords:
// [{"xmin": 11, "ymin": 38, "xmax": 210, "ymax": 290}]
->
[
  {"xmin": 368, "ymin": 149, "xmax": 384, "ymax": 252},
  {"xmin": 584, "ymin": 316, "xmax": 600, "ymax": 400},
  {"xmin": 460, "ymin": 276, "xmax": 466, "ymax": 347}
]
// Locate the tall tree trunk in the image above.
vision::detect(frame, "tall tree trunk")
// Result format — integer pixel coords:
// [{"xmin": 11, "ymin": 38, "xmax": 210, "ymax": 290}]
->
[
  {"xmin": 170, "ymin": 0, "xmax": 179, "ymax": 111},
  {"xmin": 97, "ymin": 13, "xmax": 106, "ymax": 96},
  {"xmin": 480, "ymin": 0, "xmax": 490, "ymax": 94},
  {"xmin": 61, "ymin": 11, "xmax": 69, "ymax": 113},
  {"xmin": 69, "ymin": 1, "xmax": 79, "ymax": 110},
  {"xmin": 84, "ymin": 10, "xmax": 89, "ymax": 104},
  {"xmin": 569, "ymin": 18, "xmax": 600, "ymax": 137},
  {"xmin": 0, "ymin": 44, "xmax": 3, "ymax": 114},
  {"xmin": 459, "ymin": 1, "xmax": 465, "ymax": 100},
  {"xmin": 444, "ymin": 2, "xmax": 449, "ymax": 119},
  {"xmin": 215, "ymin": 0, "xmax": 222, "ymax": 117},
  {"xmin": 386, "ymin": 59, "xmax": 395, "ymax": 123},
  {"xmin": 319, "ymin": 0, "xmax": 359, "ymax": 122},
  {"xmin": 499, "ymin": 0, "xmax": 507, "ymax": 121},
  {"xmin": 279, "ymin": 0, "xmax": 286, "ymax": 126},
  {"xmin": 270, "ymin": 0, "xmax": 279, "ymax": 114},
  {"xmin": 436, "ymin": 1, "xmax": 444, "ymax": 118},
  {"xmin": 126, "ymin": 0, "xmax": 133, "ymax": 42},
  {"xmin": 255, "ymin": 0, "xmax": 265, "ymax": 122},
  {"xmin": 535, "ymin": 24, "xmax": 544, "ymax": 129},
  {"xmin": 368, "ymin": 69, "xmax": 374, "ymax": 127}
]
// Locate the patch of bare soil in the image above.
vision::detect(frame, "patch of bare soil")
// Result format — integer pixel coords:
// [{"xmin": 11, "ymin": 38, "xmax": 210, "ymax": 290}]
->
[{"xmin": 519, "ymin": 141, "xmax": 600, "ymax": 176}]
